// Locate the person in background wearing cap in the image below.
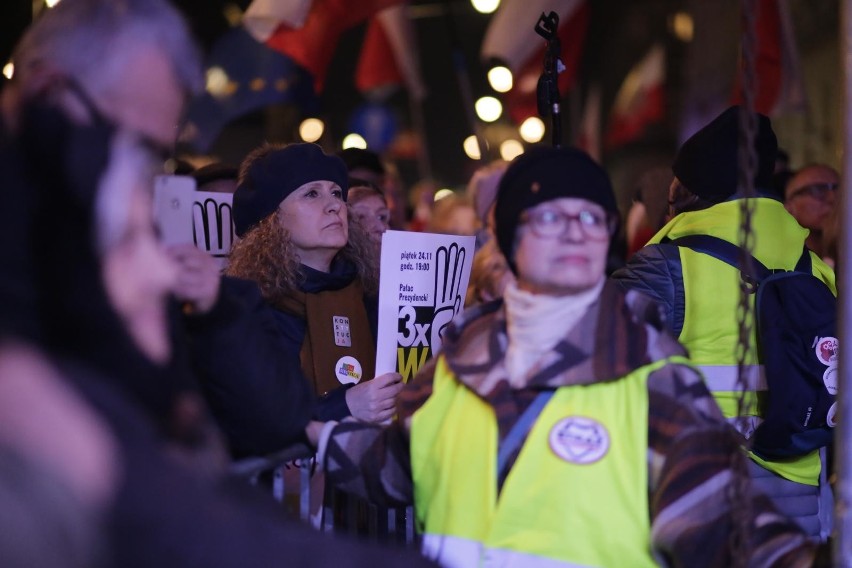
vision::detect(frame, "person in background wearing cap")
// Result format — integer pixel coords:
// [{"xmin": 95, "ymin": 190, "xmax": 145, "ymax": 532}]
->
[
  {"xmin": 225, "ymin": 143, "xmax": 403, "ymax": 426},
  {"xmin": 303, "ymin": 146, "xmax": 813, "ymax": 567},
  {"xmin": 613, "ymin": 106, "xmax": 836, "ymax": 542},
  {"xmin": 191, "ymin": 161, "xmax": 239, "ymax": 194},
  {"xmin": 338, "ymin": 147, "xmax": 408, "ymax": 230}
]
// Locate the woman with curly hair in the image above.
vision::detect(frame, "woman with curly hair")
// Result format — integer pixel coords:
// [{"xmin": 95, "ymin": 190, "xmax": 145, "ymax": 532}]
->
[{"xmin": 226, "ymin": 143, "xmax": 402, "ymax": 426}]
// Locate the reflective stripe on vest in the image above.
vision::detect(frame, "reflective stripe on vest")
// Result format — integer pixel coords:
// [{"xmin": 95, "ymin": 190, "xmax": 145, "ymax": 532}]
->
[
  {"xmin": 411, "ymin": 356, "xmax": 666, "ymax": 568},
  {"xmin": 421, "ymin": 534, "xmax": 592, "ymax": 568}
]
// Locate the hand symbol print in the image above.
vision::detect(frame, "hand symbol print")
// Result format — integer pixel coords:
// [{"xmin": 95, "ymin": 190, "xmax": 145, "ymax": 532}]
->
[{"xmin": 430, "ymin": 242, "xmax": 466, "ymax": 354}]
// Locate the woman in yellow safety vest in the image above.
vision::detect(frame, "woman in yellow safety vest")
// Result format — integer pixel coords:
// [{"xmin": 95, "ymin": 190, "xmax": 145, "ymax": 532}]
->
[{"xmin": 307, "ymin": 146, "xmax": 814, "ymax": 568}]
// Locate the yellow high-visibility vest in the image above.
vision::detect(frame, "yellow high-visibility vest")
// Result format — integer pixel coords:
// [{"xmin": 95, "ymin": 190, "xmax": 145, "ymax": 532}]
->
[
  {"xmin": 410, "ymin": 356, "xmax": 670, "ymax": 568},
  {"xmin": 647, "ymin": 198, "xmax": 836, "ymax": 485}
]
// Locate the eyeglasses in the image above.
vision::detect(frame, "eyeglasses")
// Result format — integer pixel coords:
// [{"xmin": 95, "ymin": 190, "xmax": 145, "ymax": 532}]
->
[
  {"xmin": 65, "ymin": 77, "xmax": 174, "ymax": 165},
  {"xmin": 787, "ymin": 182, "xmax": 838, "ymax": 202},
  {"xmin": 521, "ymin": 207, "xmax": 614, "ymax": 240}
]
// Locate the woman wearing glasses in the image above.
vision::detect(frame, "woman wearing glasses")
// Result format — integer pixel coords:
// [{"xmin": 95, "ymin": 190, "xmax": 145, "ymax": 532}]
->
[
  {"xmin": 307, "ymin": 147, "xmax": 814, "ymax": 567},
  {"xmin": 784, "ymin": 164, "xmax": 840, "ymax": 262}
]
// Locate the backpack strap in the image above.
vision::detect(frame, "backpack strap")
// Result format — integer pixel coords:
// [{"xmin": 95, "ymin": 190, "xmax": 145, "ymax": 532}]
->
[
  {"xmin": 496, "ymin": 390, "xmax": 555, "ymax": 478},
  {"xmin": 665, "ymin": 235, "xmax": 772, "ymax": 282},
  {"xmin": 794, "ymin": 246, "xmax": 812, "ymax": 273},
  {"xmin": 666, "ymin": 236, "xmax": 814, "ymax": 280}
]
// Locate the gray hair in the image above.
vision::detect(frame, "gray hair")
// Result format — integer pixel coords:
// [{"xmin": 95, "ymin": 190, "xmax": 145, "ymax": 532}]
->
[{"xmin": 12, "ymin": 0, "xmax": 202, "ymax": 97}]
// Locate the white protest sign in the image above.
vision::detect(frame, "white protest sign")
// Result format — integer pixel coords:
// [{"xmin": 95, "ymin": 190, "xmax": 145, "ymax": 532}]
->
[
  {"xmin": 153, "ymin": 175, "xmax": 236, "ymax": 269},
  {"xmin": 376, "ymin": 231, "xmax": 476, "ymax": 382},
  {"xmin": 153, "ymin": 175, "xmax": 195, "ymax": 246},
  {"xmin": 192, "ymin": 191, "xmax": 235, "ymax": 267}
]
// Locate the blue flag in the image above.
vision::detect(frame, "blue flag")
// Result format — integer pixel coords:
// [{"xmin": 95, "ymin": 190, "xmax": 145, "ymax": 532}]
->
[{"xmin": 183, "ymin": 27, "xmax": 319, "ymax": 153}]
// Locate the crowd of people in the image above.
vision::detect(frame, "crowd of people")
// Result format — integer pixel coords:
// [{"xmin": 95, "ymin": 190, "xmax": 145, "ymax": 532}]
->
[{"xmin": 0, "ymin": 0, "xmax": 841, "ymax": 567}]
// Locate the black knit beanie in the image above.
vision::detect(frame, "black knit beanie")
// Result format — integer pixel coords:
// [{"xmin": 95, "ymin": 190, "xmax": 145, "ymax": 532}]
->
[
  {"xmin": 672, "ymin": 106, "xmax": 777, "ymax": 203},
  {"xmin": 233, "ymin": 143, "xmax": 349, "ymax": 237},
  {"xmin": 494, "ymin": 146, "xmax": 617, "ymax": 273}
]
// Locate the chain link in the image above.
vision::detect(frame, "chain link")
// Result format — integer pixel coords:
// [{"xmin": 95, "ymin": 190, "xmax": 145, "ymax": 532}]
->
[{"xmin": 728, "ymin": 0, "xmax": 759, "ymax": 565}]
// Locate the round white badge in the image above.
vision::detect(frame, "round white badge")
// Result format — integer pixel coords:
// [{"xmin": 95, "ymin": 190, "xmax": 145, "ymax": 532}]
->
[
  {"xmin": 823, "ymin": 367, "xmax": 838, "ymax": 395},
  {"xmin": 827, "ymin": 402, "xmax": 838, "ymax": 428},
  {"xmin": 815, "ymin": 336, "xmax": 839, "ymax": 367},
  {"xmin": 549, "ymin": 416, "xmax": 610, "ymax": 465},
  {"xmin": 335, "ymin": 356, "xmax": 363, "ymax": 385}
]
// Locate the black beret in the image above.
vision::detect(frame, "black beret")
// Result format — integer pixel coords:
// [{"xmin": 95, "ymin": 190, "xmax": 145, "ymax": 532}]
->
[
  {"xmin": 672, "ymin": 106, "xmax": 777, "ymax": 203},
  {"xmin": 191, "ymin": 162, "xmax": 238, "ymax": 188},
  {"xmin": 233, "ymin": 143, "xmax": 348, "ymax": 237},
  {"xmin": 337, "ymin": 148, "xmax": 385, "ymax": 176},
  {"xmin": 494, "ymin": 146, "xmax": 617, "ymax": 272}
]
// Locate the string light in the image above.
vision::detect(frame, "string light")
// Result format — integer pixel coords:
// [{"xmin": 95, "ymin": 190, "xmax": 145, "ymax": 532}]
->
[
  {"xmin": 487, "ymin": 66, "xmax": 513, "ymax": 93},
  {"xmin": 519, "ymin": 117, "xmax": 545, "ymax": 143},
  {"xmin": 471, "ymin": 0, "xmax": 500, "ymax": 14},
  {"xmin": 299, "ymin": 118, "xmax": 325, "ymax": 143},
  {"xmin": 463, "ymin": 135, "xmax": 482, "ymax": 160},
  {"xmin": 342, "ymin": 133, "xmax": 367, "ymax": 149},
  {"xmin": 500, "ymin": 139, "xmax": 524, "ymax": 161},
  {"xmin": 475, "ymin": 96, "xmax": 502, "ymax": 123}
]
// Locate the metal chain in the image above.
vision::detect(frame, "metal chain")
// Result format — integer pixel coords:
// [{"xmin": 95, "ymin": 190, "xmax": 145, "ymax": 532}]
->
[{"xmin": 728, "ymin": 1, "xmax": 759, "ymax": 566}]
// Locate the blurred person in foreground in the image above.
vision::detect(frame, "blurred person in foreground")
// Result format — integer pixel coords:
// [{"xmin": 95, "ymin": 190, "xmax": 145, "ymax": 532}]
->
[
  {"xmin": 2, "ymin": 0, "xmax": 314, "ymax": 460},
  {"xmin": 305, "ymin": 147, "xmax": 813, "ymax": 567},
  {"xmin": 0, "ymin": 342, "xmax": 118, "ymax": 568},
  {"xmin": 0, "ymin": 0, "xmax": 199, "ymax": 342},
  {"xmin": 0, "ymin": 0, "xmax": 224, "ymax": 458}
]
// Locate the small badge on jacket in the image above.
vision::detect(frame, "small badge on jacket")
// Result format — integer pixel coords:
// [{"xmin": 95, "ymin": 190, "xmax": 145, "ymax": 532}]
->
[
  {"xmin": 333, "ymin": 316, "xmax": 352, "ymax": 347},
  {"xmin": 335, "ymin": 356, "xmax": 362, "ymax": 385},
  {"xmin": 549, "ymin": 416, "xmax": 610, "ymax": 465}
]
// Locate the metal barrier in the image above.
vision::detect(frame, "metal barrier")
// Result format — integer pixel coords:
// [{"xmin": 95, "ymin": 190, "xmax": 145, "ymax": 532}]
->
[{"xmin": 229, "ymin": 446, "xmax": 417, "ymax": 546}]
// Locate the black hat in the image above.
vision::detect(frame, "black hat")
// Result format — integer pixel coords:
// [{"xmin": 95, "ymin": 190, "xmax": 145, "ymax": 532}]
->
[
  {"xmin": 494, "ymin": 146, "xmax": 617, "ymax": 272},
  {"xmin": 191, "ymin": 162, "xmax": 238, "ymax": 188},
  {"xmin": 233, "ymin": 143, "xmax": 348, "ymax": 237},
  {"xmin": 672, "ymin": 106, "xmax": 777, "ymax": 203},
  {"xmin": 337, "ymin": 147, "xmax": 385, "ymax": 176}
]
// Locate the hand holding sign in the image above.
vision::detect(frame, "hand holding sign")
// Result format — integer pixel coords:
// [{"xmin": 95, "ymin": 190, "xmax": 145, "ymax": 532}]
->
[
  {"xmin": 430, "ymin": 243, "xmax": 466, "ymax": 354},
  {"xmin": 345, "ymin": 372, "xmax": 403, "ymax": 423},
  {"xmin": 169, "ymin": 243, "xmax": 221, "ymax": 314}
]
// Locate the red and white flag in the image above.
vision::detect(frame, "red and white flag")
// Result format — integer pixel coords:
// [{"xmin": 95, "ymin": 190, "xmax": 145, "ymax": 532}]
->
[
  {"xmin": 243, "ymin": 0, "xmax": 403, "ymax": 94},
  {"xmin": 243, "ymin": 0, "xmax": 314, "ymax": 42},
  {"xmin": 481, "ymin": 0, "xmax": 589, "ymax": 124},
  {"xmin": 604, "ymin": 44, "xmax": 666, "ymax": 149},
  {"xmin": 355, "ymin": 5, "xmax": 426, "ymax": 101},
  {"xmin": 731, "ymin": 0, "xmax": 805, "ymax": 115}
]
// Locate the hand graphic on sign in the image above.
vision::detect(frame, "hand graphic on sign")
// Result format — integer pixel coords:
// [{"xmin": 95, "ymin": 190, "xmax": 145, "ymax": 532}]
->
[{"xmin": 430, "ymin": 242, "xmax": 466, "ymax": 354}]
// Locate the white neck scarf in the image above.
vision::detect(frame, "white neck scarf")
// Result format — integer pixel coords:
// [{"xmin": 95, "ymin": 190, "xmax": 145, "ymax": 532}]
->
[{"xmin": 503, "ymin": 278, "xmax": 604, "ymax": 387}]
